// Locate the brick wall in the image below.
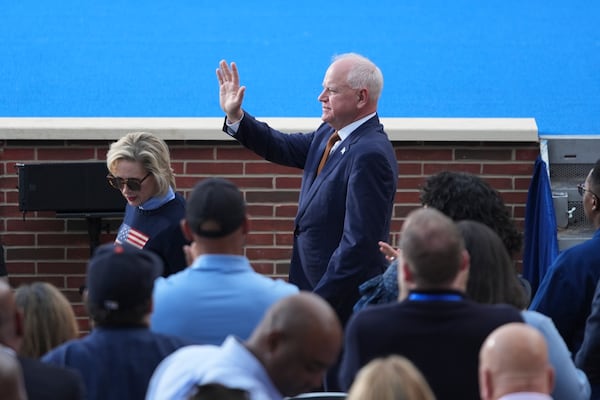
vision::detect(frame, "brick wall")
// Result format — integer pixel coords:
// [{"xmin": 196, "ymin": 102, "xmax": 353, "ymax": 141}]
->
[{"xmin": 0, "ymin": 139, "xmax": 540, "ymax": 331}]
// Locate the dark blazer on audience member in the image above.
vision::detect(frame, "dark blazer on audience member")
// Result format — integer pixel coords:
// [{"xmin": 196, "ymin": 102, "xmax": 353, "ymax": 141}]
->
[
  {"xmin": 338, "ymin": 290, "xmax": 523, "ymax": 400},
  {"xmin": 576, "ymin": 278, "xmax": 600, "ymax": 399},
  {"xmin": 19, "ymin": 356, "xmax": 84, "ymax": 400}
]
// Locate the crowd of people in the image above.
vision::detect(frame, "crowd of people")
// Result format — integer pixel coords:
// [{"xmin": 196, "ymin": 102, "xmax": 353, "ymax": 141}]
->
[{"xmin": 1, "ymin": 52, "xmax": 599, "ymax": 400}]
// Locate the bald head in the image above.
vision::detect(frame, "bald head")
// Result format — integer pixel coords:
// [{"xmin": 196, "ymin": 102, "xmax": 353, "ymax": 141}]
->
[
  {"xmin": 264, "ymin": 291, "xmax": 341, "ymax": 334},
  {"xmin": 400, "ymin": 208, "xmax": 468, "ymax": 289},
  {"xmin": 479, "ymin": 323, "xmax": 554, "ymax": 400},
  {"xmin": 248, "ymin": 292, "xmax": 343, "ymax": 397}
]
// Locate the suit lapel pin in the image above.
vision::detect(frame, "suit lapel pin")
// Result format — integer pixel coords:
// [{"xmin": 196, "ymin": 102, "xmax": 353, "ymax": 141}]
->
[{"xmin": 341, "ymin": 147, "xmax": 347, "ymax": 155}]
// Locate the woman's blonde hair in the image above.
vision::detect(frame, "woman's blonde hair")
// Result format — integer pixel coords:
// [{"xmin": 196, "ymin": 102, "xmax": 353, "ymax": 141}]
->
[
  {"xmin": 106, "ymin": 131, "xmax": 175, "ymax": 197},
  {"xmin": 15, "ymin": 282, "xmax": 79, "ymax": 358},
  {"xmin": 347, "ymin": 355, "xmax": 436, "ymax": 400}
]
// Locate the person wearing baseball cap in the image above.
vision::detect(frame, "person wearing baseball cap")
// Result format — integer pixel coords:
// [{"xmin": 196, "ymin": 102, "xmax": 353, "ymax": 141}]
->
[
  {"xmin": 151, "ymin": 177, "xmax": 298, "ymax": 345},
  {"xmin": 42, "ymin": 243, "xmax": 188, "ymax": 400}
]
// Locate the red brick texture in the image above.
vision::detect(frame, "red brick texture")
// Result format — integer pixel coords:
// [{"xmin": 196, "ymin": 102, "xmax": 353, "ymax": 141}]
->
[{"xmin": 0, "ymin": 139, "xmax": 539, "ymax": 330}]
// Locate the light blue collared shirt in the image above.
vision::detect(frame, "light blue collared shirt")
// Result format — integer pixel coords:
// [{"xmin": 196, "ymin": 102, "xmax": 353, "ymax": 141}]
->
[
  {"xmin": 139, "ymin": 187, "xmax": 175, "ymax": 211},
  {"xmin": 145, "ymin": 336, "xmax": 283, "ymax": 400},
  {"xmin": 151, "ymin": 254, "xmax": 298, "ymax": 345}
]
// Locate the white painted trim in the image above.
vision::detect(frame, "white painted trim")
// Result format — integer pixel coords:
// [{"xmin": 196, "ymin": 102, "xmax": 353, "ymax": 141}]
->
[{"xmin": 0, "ymin": 117, "xmax": 538, "ymax": 142}]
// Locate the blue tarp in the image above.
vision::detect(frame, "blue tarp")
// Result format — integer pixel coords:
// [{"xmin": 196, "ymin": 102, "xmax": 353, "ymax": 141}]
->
[
  {"xmin": 1, "ymin": 1, "xmax": 599, "ymax": 135},
  {"xmin": 523, "ymin": 155, "xmax": 560, "ymax": 296}
]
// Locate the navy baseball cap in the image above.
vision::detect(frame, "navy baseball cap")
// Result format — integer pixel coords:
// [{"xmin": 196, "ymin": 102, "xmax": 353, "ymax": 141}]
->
[
  {"xmin": 86, "ymin": 243, "xmax": 163, "ymax": 312},
  {"xmin": 186, "ymin": 178, "xmax": 246, "ymax": 238}
]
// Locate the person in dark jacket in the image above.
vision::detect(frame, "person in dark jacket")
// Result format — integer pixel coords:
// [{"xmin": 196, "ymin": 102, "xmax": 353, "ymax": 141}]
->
[
  {"xmin": 530, "ymin": 159, "xmax": 600, "ymax": 355},
  {"xmin": 576, "ymin": 277, "xmax": 600, "ymax": 400},
  {"xmin": 42, "ymin": 243, "xmax": 188, "ymax": 400},
  {"xmin": 339, "ymin": 208, "xmax": 523, "ymax": 399}
]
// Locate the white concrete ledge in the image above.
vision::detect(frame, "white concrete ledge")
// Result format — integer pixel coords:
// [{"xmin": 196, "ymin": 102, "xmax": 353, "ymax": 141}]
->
[{"xmin": 0, "ymin": 117, "xmax": 538, "ymax": 142}]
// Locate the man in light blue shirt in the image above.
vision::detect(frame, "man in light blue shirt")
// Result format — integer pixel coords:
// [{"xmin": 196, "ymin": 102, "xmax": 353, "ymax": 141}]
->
[
  {"xmin": 151, "ymin": 177, "xmax": 298, "ymax": 345},
  {"xmin": 146, "ymin": 292, "xmax": 343, "ymax": 400}
]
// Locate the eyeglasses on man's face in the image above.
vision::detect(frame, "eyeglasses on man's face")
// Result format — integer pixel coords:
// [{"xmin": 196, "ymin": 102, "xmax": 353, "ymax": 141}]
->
[
  {"xmin": 107, "ymin": 172, "xmax": 151, "ymax": 191},
  {"xmin": 577, "ymin": 183, "xmax": 599, "ymax": 199}
]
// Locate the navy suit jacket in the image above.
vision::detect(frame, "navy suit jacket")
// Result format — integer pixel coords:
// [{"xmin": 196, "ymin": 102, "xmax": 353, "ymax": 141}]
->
[
  {"xmin": 226, "ymin": 112, "xmax": 398, "ymax": 324},
  {"xmin": 576, "ymin": 278, "xmax": 600, "ymax": 398},
  {"xmin": 338, "ymin": 290, "xmax": 524, "ymax": 400},
  {"xmin": 530, "ymin": 228, "xmax": 600, "ymax": 354}
]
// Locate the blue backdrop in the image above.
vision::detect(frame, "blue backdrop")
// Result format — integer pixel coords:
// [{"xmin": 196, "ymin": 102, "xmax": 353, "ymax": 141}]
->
[{"xmin": 1, "ymin": 1, "xmax": 599, "ymax": 135}]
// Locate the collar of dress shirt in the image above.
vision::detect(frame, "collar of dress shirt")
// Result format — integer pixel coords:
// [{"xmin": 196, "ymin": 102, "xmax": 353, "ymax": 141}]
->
[
  {"xmin": 336, "ymin": 112, "xmax": 376, "ymax": 141},
  {"xmin": 139, "ymin": 186, "xmax": 176, "ymax": 211}
]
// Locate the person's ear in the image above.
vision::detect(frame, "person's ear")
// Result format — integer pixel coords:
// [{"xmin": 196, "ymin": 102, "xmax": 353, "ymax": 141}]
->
[
  {"xmin": 452, "ymin": 249, "xmax": 471, "ymax": 291},
  {"xmin": 547, "ymin": 365, "xmax": 556, "ymax": 394},
  {"xmin": 461, "ymin": 249, "xmax": 470, "ymax": 273},
  {"xmin": 267, "ymin": 330, "xmax": 281, "ymax": 350},
  {"xmin": 397, "ymin": 258, "xmax": 410, "ymax": 301},
  {"xmin": 479, "ymin": 368, "xmax": 493, "ymax": 400},
  {"xmin": 402, "ymin": 263, "xmax": 414, "ymax": 284},
  {"xmin": 356, "ymin": 88, "xmax": 368, "ymax": 107},
  {"xmin": 263, "ymin": 330, "xmax": 285, "ymax": 362},
  {"xmin": 180, "ymin": 219, "xmax": 194, "ymax": 241}
]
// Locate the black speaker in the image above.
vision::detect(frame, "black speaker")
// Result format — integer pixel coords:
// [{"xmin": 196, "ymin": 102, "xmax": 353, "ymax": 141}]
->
[{"xmin": 17, "ymin": 162, "xmax": 126, "ymax": 214}]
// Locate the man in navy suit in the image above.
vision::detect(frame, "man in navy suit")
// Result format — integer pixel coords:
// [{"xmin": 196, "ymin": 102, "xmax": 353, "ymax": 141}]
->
[{"xmin": 216, "ymin": 53, "xmax": 398, "ymax": 326}]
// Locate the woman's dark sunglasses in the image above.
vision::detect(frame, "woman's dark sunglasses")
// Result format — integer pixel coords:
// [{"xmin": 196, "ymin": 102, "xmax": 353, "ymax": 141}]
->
[{"xmin": 107, "ymin": 172, "xmax": 151, "ymax": 191}]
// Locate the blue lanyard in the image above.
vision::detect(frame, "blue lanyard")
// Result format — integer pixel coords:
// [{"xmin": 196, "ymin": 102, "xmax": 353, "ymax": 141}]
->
[{"xmin": 408, "ymin": 293, "xmax": 463, "ymax": 302}]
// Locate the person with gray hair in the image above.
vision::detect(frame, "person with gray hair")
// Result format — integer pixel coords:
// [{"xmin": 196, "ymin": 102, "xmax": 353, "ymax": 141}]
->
[
  {"xmin": 216, "ymin": 53, "xmax": 397, "ymax": 332},
  {"xmin": 106, "ymin": 131, "xmax": 188, "ymax": 276}
]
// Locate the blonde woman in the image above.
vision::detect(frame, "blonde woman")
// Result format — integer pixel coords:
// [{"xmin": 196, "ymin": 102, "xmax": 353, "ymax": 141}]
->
[
  {"xmin": 106, "ymin": 131, "xmax": 188, "ymax": 276},
  {"xmin": 15, "ymin": 282, "xmax": 79, "ymax": 358},
  {"xmin": 347, "ymin": 355, "xmax": 435, "ymax": 400}
]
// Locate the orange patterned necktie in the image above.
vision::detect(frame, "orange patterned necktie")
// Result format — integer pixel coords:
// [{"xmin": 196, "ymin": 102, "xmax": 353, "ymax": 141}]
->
[{"xmin": 317, "ymin": 131, "xmax": 340, "ymax": 175}]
